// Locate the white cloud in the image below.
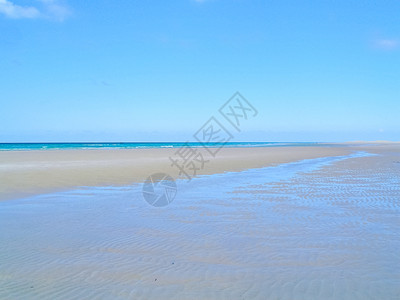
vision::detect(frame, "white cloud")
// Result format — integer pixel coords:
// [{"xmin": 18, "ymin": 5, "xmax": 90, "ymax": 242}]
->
[
  {"xmin": 374, "ymin": 38, "xmax": 399, "ymax": 51},
  {"xmin": 0, "ymin": 0, "xmax": 40, "ymax": 19},
  {"xmin": 0, "ymin": 0, "xmax": 70, "ymax": 21},
  {"xmin": 39, "ymin": 0, "xmax": 71, "ymax": 21}
]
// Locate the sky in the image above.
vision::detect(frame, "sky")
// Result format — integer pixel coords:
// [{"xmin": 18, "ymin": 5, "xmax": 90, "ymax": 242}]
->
[{"xmin": 0, "ymin": 0, "xmax": 399, "ymax": 142}]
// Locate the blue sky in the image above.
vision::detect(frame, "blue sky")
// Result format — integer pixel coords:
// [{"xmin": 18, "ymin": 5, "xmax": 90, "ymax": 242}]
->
[{"xmin": 0, "ymin": 0, "xmax": 399, "ymax": 142}]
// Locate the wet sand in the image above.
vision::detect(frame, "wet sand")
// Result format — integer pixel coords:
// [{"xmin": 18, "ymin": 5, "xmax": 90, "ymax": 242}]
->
[{"xmin": 0, "ymin": 144, "xmax": 399, "ymax": 299}]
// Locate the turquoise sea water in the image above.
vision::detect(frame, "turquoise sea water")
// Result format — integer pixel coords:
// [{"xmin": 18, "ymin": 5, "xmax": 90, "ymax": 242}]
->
[{"xmin": 0, "ymin": 142, "xmax": 336, "ymax": 151}]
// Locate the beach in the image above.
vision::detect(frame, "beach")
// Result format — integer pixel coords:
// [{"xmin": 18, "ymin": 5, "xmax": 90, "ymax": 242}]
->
[
  {"xmin": 0, "ymin": 143, "xmax": 390, "ymax": 201},
  {"xmin": 0, "ymin": 143, "xmax": 399, "ymax": 299},
  {"xmin": 2, "ymin": 0, "xmax": 399, "ymax": 297}
]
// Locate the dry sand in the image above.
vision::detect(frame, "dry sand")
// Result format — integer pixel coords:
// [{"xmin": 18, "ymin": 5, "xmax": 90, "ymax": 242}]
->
[
  {"xmin": 0, "ymin": 143, "xmax": 398, "ymax": 201},
  {"xmin": 0, "ymin": 145, "xmax": 354, "ymax": 201}
]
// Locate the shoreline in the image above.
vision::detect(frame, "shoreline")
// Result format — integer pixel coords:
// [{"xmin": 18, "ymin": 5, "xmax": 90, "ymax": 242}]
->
[{"xmin": 1, "ymin": 143, "xmax": 399, "ymax": 201}]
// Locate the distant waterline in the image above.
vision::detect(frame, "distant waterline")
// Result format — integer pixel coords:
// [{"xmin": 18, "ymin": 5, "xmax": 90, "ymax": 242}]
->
[{"xmin": 0, "ymin": 142, "xmax": 337, "ymax": 151}]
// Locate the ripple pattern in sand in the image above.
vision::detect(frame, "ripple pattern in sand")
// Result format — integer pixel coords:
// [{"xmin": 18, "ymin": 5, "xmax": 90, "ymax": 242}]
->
[{"xmin": 0, "ymin": 152, "xmax": 399, "ymax": 299}]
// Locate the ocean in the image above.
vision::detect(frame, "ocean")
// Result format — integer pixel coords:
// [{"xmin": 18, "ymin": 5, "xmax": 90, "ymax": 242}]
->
[{"xmin": 0, "ymin": 142, "xmax": 335, "ymax": 151}]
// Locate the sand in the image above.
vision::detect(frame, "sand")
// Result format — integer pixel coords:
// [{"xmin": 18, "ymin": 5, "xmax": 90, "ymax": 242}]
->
[
  {"xmin": 0, "ymin": 144, "xmax": 399, "ymax": 299},
  {"xmin": 0, "ymin": 144, "xmax": 358, "ymax": 201},
  {"xmin": 1, "ymin": 143, "xmax": 398, "ymax": 201}
]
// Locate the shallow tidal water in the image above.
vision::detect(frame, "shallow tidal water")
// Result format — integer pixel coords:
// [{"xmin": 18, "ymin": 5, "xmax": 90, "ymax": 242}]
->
[{"xmin": 0, "ymin": 151, "xmax": 399, "ymax": 299}]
